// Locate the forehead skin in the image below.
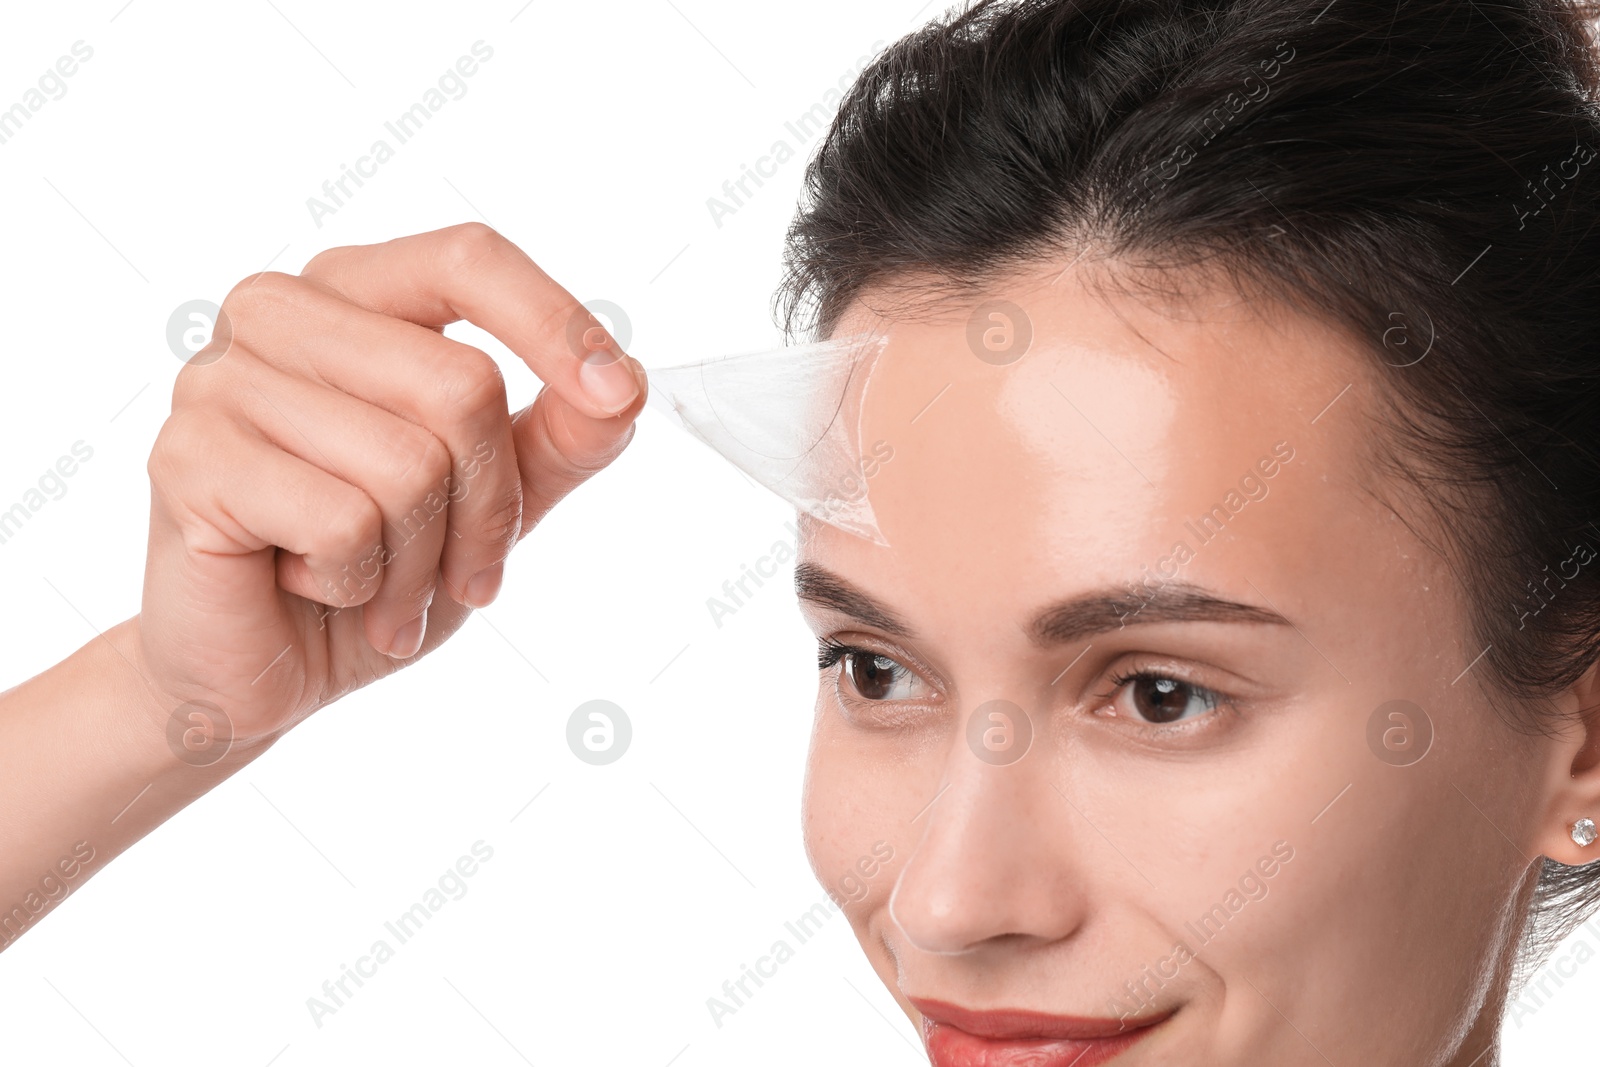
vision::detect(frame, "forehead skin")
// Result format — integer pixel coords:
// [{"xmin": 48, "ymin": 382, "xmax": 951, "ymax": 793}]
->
[{"xmin": 826, "ymin": 262, "xmax": 1414, "ymax": 630}]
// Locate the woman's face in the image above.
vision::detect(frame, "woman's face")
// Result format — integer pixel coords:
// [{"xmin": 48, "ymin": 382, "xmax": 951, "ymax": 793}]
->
[{"xmin": 796, "ymin": 264, "xmax": 1570, "ymax": 1066}]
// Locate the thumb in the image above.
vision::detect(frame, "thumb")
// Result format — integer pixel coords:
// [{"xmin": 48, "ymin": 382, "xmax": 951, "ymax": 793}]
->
[{"xmin": 509, "ymin": 358, "xmax": 646, "ymax": 541}]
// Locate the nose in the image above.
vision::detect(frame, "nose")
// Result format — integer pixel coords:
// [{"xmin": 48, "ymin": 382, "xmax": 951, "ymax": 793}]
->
[{"xmin": 888, "ymin": 700, "xmax": 1091, "ymax": 956}]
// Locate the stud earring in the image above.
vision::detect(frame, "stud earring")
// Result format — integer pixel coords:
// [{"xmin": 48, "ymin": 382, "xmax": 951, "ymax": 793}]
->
[{"xmin": 1572, "ymin": 818, "xmax": 1597, "ymax": 848}]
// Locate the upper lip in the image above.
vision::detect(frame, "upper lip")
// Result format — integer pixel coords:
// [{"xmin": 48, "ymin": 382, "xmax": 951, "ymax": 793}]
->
[{"xmin": 909, "ymin": 997, "xmax": 1175, "ymax": 1042}]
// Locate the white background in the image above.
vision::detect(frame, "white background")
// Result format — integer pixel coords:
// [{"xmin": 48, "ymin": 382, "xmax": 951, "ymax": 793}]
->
[{"xmin": 0, "ymin": 2, "xmax": 1593, "ymax": 1064}]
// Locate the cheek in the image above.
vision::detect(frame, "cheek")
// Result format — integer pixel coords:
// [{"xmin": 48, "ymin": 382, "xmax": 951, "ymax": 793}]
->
[
  {"xmin": 801, "ymin": 703, "xmax": 932, "ymax": 922},
  {"xmin": 801, "ymin": 706, "xmax": 866, "ymax": 896},
  {"xmin": 1191, "ymin": 697, "xmax": 1537, "ymax": 1052}
]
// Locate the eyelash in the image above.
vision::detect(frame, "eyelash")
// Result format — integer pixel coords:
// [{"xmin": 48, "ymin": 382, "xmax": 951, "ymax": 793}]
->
[
  {"xmin": 817, "ymin": 638, "xmax": 1236, "ymax": 731},
  {"xmin": 815, "ymin": 635, "xmax": 864, "ymax": 671}
]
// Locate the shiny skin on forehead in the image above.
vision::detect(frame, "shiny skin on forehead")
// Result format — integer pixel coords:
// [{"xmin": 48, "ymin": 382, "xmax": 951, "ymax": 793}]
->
[{"xmin": 837, "ymin": 270, "xmax": 1378, "ymax": 611}]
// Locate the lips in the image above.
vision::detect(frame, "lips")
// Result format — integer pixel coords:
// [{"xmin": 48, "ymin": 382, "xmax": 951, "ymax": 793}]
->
[{"xmin": 911, "ymin": 997, "xmax": 1172, "ymax": 1067}]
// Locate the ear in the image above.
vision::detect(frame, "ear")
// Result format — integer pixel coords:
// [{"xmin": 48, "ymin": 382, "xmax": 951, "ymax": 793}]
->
[{"xmin": 1531, "ymin": 659, "xmax": 1600, "ymax": 865}]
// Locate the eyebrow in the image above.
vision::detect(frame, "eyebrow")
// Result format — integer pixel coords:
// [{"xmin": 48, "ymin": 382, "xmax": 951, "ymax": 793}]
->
[
  {"xmin": 793, "ymin": 561, "xmax": 916, "ymax": 636},
  {"xmin": 794, "ymin": 562, "xmax": 1291, "ymax": 644},
  {"xmin": 1028, "ymin": 581, "xmax": 1291, "ymax": 645}
]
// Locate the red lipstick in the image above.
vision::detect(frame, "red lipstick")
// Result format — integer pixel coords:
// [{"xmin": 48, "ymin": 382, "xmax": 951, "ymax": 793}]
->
[{"xmin": 911, "ymin": 998, "xmax": 1173, "ymax": 1067}]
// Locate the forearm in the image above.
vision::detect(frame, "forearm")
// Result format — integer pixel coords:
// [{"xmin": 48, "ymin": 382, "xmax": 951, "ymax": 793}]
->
[{"xmin": 0, "ymin": 616, "xmax": 276, "ymax": 950}]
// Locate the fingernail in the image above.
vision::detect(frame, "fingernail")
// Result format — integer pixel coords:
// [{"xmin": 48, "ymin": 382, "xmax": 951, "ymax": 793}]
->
[
  {"xmin": 579, "ymin": 350, "xmax": 639, "ymax": 415},
  {"xmin": 628, "ymin": 354, "xmax": 649, "ymax": 401},
  {"xmin": 387, "ymin": 610, "xmax": 427, "ymax": 659},
  {"xmin": 464, "ymin": 562, "xmax": 504, "ymax": 609}
]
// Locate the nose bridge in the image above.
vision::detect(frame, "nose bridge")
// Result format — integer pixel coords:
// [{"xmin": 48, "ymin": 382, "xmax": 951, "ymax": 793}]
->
[{"xmin": 889, "ymin": 703, "xmax": 1090, "ymax": 956}]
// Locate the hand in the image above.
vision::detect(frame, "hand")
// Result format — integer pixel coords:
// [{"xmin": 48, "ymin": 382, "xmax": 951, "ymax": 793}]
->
[{"xmin": 135, "ymin": 222, "xmax": 646, "ymax": 750}]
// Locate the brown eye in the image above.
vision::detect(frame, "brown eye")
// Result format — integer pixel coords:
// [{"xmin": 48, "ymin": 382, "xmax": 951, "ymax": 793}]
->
[
  {"xmin": 847, "ymin": 651, "xmax": 903, "ymax": 701},
  {"xmin": 817, "ymin": 639, "xmax": 932, "ymax": 704},
  {"xmin": 1121, "ymin": 673, "xmax": 1221, "ymax": 724}
]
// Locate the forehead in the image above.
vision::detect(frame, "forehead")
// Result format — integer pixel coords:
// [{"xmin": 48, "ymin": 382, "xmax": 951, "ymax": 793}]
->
[{"xmin": 803, "ymin": 264, "xmax": 1391, "ymax": 613}]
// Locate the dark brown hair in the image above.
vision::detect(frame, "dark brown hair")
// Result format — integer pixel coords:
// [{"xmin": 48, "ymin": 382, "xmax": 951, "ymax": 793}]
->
[{"xmin": 778, "ymin": 0, "xmax": 1600, "ymax": 980}]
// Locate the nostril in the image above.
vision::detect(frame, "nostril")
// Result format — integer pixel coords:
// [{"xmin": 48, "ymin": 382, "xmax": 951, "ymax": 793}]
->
[{"xmin": 888, "ymin": 867, "xmax": 983, "ymax": 957}]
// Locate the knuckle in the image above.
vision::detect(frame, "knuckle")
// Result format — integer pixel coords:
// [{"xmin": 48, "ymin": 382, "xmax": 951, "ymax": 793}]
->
[
  {"xmin": 301, "ymin": 243, "xmax": 356, "ymax": 280},
  {"xmin": 434, "ymin": 222, "xmax": 505, "ymax": 274},
  {"xmin": 474, "ymin": 484, "xmax": 524, "ymax": 550},
  {"xmin": 219, "ymin": 271, "xmax": 302, "ymax": 343},
  {"xmin": 434, "ymin": 346, "xmax": 507, "ymax": 415},
  {"xmin": 147, "ymin": 410, "xmax": 208, "ymax": 487},
  {"xmin": 313, "ymin": 494, "xmax": 385, "ymax": 606},
  {"xmin": 386, "ymin": 427, "xmax": 453, "ymax": 497},
  {"xmin": 170, "ymin": 347, "xmax": 247, "ymax": 410},
  {"xmin": 221, "ymin": 270, "xmax": 296, "ymax": 317},
  {"xmin": 319, "ymin": 491, "xmax": 384, "ymax": 563},
  {"xmin": 146, "ymin": 414, "xmax": 237, "ymax": 551},
  {"xmin": 169, "ymin": 359, "xmax": 212, "ymax": 410}
]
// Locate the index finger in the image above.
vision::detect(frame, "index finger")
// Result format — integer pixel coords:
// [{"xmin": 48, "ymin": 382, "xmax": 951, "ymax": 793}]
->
[{"xmin": 300, "ymin": 222, "xmax": 644, "ymax": 420}]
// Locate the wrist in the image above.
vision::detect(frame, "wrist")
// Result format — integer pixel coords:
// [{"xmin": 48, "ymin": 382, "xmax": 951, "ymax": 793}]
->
[{"xmin": 92, "ymin": 616, "xmax": 279, "ymax": 788}]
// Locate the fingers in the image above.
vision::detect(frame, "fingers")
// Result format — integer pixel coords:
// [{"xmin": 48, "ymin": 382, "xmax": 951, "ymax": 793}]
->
[
  {"xmin": 214, "ymin": 357, "xmax": 459, "ymax": 658},
  {"xmin": 167, "ymin": 339, "xmax": 646, "ymax": 659},
  {"xmin": 173, "ymin": 222, "xmax": 649, "ymax": 664},
  {"xmin": 147, "ymin": 410, "xmax": 385, "ymax": 617},
  {"xmin": 213, "ymin": 274, "xmax": 522, "ymax": 610},
  {"xmin": 296, "ymin": 222, "xmax": 648, "ymax": 422}
]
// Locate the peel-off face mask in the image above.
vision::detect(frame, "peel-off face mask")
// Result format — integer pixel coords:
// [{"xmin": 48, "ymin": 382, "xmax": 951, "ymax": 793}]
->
[{"xmin": 645, "ymin": 333, "xmax": 893, "ymax": 546}]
